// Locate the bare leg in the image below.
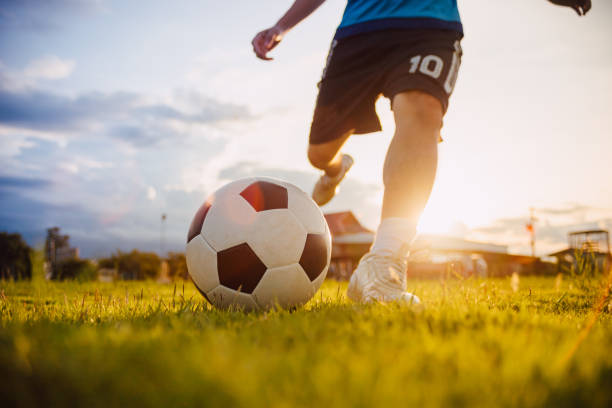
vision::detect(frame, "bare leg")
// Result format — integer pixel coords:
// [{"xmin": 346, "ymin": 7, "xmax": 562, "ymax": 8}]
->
[
  {"xmin": 307, "ymin": 129, "xmax": 353, "ymax": 177},
  {"xmin": 347, "ymin": 90, "xmax": 441, "ymax": 303},
  {"xmin": 381, "ymin": 90, "xmax": 442, "ymax": 222}
]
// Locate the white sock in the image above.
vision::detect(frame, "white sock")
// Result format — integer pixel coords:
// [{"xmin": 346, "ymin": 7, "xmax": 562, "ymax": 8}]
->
[{"xmin": 370, "ymin": 218, "xmax": 417, "ymax": 257}]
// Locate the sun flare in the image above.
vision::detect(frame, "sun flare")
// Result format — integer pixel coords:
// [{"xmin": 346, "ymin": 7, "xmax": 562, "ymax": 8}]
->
[{"xmin": 417, "ymin": 178, "xmax": 496, "ymax": 236}]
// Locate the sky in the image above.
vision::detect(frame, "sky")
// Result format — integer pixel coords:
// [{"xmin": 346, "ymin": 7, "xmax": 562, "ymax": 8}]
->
[{"xmin": 0, "ymin": 0, "xmax": 611, "ymax": 258}]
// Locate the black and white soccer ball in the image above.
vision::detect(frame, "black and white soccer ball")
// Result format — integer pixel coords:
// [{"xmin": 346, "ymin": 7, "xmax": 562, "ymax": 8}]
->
[{"xmin": 186, "ymin": 177, "xmax": 331, "ymax": 310}]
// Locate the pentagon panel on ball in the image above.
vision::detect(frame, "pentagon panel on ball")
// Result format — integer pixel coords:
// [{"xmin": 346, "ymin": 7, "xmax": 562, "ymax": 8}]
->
[
  {"xmin": 299, "ymin": 233, "xmax": 330, "ymax": 282},
  {"xmin": 217, "ymin": 243, "xmax": 267, "ymax": 294},
  {"xmin": 305, "ymin": 221, "xmax": 332, "ymax": 293},
  {"xmin": 186, "ymin": 200, "xmax": 211, "ymax": 243},
  {"xmin": 186, "ymin": 177, "xmax": 332, "ymax": 311},
  {"xmin": 240, "ymin": 180, "xmax": 289, "ymax": 212}
]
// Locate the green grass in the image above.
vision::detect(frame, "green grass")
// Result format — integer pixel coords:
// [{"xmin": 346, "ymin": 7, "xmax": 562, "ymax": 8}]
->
[{"xmin": 1, "ymin": 276, "xmax": 611, "ymax": 407}]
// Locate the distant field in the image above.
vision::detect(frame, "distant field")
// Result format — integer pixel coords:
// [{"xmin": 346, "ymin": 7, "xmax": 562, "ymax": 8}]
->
[{"xmin": 1, "ymin": 276, "xmax": 611, "ymax": 407}]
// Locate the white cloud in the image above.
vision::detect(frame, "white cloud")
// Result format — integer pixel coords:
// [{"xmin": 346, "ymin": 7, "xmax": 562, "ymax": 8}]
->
[
  {"xmin": 0, "ymin": 56, "xmax": 75, "ymax": 91},
  {"xmin": 0, "ymin": 136, "xmax": 36, "ymax": 157},
  {"xmin": 0, "ymin": 126, "xmax": 69, "ymax": 174},
  {"xmin": 75, "ymin": 156, "xmax": 113, "ymax": 170},
  {"xmin": 23, "ymin": 55, "xmax": 75, "ymax": 80},
  {"xmin": 147, "ymin": 186, "xmax": 157, "ymax": 200},
  {"xmin": 59, "ymin": 162, "xmax": 79, "ymax": 174},
  {"xmin": 57, "ymin": 156, "xmax": 113, "ymax": 174}
]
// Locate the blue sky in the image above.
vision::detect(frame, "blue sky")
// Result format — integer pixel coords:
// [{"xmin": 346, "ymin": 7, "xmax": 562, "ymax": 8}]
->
[{"xmin": 1, "ymin": 0, "xmax": 611, "ymax": 257}]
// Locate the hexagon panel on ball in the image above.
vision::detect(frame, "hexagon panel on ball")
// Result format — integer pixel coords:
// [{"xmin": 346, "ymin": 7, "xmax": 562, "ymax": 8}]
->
[
  {"xmin": 252, "ymin": 263, "xmax": 315, "ymax": 309},
  {"xmin": 284, "ymin": 182, "xmax": 327, "ymax": 234},
  {"xmin": 247, "ymin": 209, "xmax": 307, "ymax": 269},
  {"xmin": 186, "ymin": 234, "xmax": 220, "ymax": 296},
  {"xmin": 200, "ymin": 186, "xmax": 258, "ymax": 252},
  {"xmin": 207, "ymin": 285, "xmax": 259, "ymax": 311}
]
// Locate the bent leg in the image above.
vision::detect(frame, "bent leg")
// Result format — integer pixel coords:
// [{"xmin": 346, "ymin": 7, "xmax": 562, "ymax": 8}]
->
[
  {"xmin": 381, "ymin": 90, "xmax": 442, "ymax": 221},
  {"xmin": 307, "ymin": 129, "xmax": 352, "ymax": 177}
]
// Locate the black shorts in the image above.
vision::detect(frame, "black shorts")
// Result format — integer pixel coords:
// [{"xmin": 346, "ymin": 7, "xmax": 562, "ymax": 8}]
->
[{"xmin": 309, "ymin": 29, "xmax": 463, "ymax": 145}]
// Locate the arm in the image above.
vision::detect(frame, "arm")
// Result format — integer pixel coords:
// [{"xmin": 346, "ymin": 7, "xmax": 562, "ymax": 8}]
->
[
  {"xmin": 547, "ymin": 0, "xmax": 591, "ymax": 15},
  {"xmin": 252, "ymin": 0, "xmax": 327, "ymax": 61}
]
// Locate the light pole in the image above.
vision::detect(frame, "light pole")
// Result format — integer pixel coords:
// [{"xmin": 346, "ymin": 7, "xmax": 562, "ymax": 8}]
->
[
  {"xmin": 160, "ymin": 213, "xmax": 167, "ymax": 256},
  {"xmin": 526, "ymin": 207, "xmax": 537, "ymax": 257}
]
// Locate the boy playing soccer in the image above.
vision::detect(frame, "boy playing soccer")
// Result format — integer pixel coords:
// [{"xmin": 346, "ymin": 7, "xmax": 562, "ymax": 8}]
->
[{"xmin": 252, "ymin": 0, "xmax": 591, "ymax": 304}]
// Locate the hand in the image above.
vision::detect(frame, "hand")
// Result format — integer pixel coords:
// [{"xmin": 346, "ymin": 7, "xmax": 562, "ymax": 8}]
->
[
  {"xmin": 548, "ymin": 0, "xmax": 591, "ymax": 16},
  {"xmin": 251, "ymin": 25, "xmax": 285, "ymax": 61}
]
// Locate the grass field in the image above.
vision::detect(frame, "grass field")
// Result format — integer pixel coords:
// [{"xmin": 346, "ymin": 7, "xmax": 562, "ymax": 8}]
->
[{"xmin": 1, "ymin": 274, "xmax": 611, "ymax": 407}]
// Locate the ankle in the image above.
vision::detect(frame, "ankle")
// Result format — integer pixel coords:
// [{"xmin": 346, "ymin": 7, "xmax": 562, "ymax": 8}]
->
[
  {"xmin": 324, "ymin": 161, "xmax": 342, "ymax": 178},
  {"xmin": 370, "ymin": 218, "xmax": 417, "ymax": 257}
]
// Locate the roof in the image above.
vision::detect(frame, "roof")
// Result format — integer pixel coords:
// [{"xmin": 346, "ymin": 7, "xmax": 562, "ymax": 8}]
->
[
  {"xmin": 569, "ymin": 229, "xmax": 609, "ymax": 236},
  {"xmin": 548, "ymin": 248, "xmax": 611, "ymax": 257},
  {"xmin": 324, "ymin": 213, "xmax": 521, "ymax": 256},
  {"xmin": 333, "ymin": 232, "xmax": 374, "ymax": 244},
  {"xmin": 415, "ymin": 234, "xmax": 508, "ymax": 254},
  {"xmin": 548, "ymin": 248, "xmax": 572, "ymax": 257},
  {"xmin": 324, "ymin": 211, "xmax": 372, "ymax": 236}
]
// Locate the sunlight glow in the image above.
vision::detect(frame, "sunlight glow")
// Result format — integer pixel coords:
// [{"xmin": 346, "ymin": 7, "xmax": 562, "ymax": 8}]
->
[{"xmin": 417, "ymin": 175, "xmax": 498, "ymax": 236}]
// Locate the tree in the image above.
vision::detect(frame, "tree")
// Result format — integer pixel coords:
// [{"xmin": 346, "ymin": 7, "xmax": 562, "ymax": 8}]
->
[
  {"xmin": 0, "ymin": 232, "xmax": 32, "ymax": 280},
  {"xmin": 99, "ymin": 250, "xmax": 161, "ymax": 280},
  {"xmin": 55, "ymin": 259, "xmax": 98, "ymax": 281},
  {"xmin": 166, "ymin": 252, "xmax": 188, "ymax": 280}
]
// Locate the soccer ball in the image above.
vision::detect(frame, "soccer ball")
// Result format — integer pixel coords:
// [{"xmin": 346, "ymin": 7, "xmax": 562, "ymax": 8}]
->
[{"xmin": 186, "ymin": 177, "xmax": 331, "ymax": 310}]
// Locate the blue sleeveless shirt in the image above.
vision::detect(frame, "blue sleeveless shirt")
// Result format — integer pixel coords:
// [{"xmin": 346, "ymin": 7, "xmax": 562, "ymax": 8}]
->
[{"xmin": 335, "ymin": 0, "xmax": 462, "ymax": 40}]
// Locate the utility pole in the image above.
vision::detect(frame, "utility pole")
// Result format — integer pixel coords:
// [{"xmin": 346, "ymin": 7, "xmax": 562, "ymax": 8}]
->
[
  {"xmin": 160, "ymin": 213, "xmax": 167, "ymax": 256},
  {"xmin": 526, "ymin": 207, "xmax": 537, "ymax": 257}
]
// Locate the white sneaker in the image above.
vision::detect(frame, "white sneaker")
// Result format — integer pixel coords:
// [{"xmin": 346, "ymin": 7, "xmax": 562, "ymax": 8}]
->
[
  {"xmin": 347, "ymin": 250, "xmax": 421, "ymax": 305},
  {"xmin": 312, "ymin": 154, "xmax": 354, "ymax": 206}
]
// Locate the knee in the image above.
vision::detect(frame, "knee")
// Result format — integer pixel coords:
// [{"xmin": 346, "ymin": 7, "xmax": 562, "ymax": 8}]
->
[
  {"xmin": 307, "ymin": 146, "xmax": 333, "ymax": 170},
  {"xmin": 393, "ymin": 91, "xmax": 443, "ymax": 130}
]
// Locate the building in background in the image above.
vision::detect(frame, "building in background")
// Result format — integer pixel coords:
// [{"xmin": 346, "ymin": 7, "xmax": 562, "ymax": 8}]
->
[
  {"xmin": 549, "ymin": 229, "xmax": 611, "ymax": 275},
  {"xmin": 324, "ymin": 212, "xmax": 374, "ymax": 280},
  {"xmin": 44, "ymin": 227, "xmax": 80, "ymax": 280},
  {"xmin": 98, "ymin": 268, "xmax": 118, "ymax": 283},
  {"xmin": 324, "ymin": 211, "xmax": 541, "ymax": 280},
  {"xmin": 409, "ymin": 235, "xmax": 541, "ymax": 278}
]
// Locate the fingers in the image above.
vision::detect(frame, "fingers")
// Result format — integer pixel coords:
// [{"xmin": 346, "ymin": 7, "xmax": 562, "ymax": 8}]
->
[
  {"xmin": 582, "ymin": 0, "xmax": 591, "ymax": 14},
  {"xmin": 264, "ymin": 29, "xmax": 282, "ymax": 54},
  {"xmin": 251, "ymin": 28, "xmax": 282, "ymax": 61},
  {"xmin": 251, "ymin": 31, "xmax": 273, "ymax": 61},
  {"xmin": 264, "ymin": 31, "xmax": 277, "ymax": 50},
  {"xmin": 573, "ymin": 0, "xmax": 592, "ymax": 16}
]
